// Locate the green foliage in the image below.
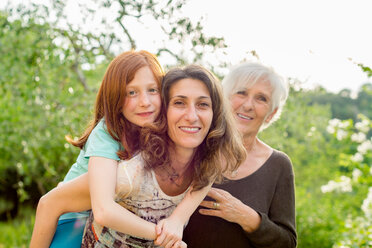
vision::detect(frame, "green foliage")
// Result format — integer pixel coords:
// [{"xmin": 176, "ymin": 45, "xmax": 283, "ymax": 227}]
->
[
  {"xmin": 0, "ymin": 11, "xmax": 98, "ymax": 212},
  {"xmin": 323, "ymin": 116, "xmax": 372, "ymax": 247},
  {"xmin": 0, "ymin": 206, "xmax": 34, "ymax": 247}
]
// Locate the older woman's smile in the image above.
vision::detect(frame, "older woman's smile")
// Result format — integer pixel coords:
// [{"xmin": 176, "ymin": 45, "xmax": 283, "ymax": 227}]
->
[{"xmin": 237, "ymin": 113, "xmax": 253, "ymax": 120}]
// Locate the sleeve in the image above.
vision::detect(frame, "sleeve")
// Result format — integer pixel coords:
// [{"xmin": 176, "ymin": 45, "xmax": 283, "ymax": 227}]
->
[
  {"xmin": 245, "ymin": 153, "xmax": 297, "ymax": 248},
  {"xmin": 84, "ymin": 120, "xmax": 122, "ymax": 161}
]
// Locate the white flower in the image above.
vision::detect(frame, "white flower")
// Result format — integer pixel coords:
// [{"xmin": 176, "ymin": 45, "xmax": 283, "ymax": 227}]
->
[
  {"xmin": 336, "ymin": 130, "xmax": 348, "ymax": 141},
  {"xmin": 327, "ymin": 125, "xmax": 335, "ymax": 134},
  {"xmin": 339, "ymin": 121, "xmax": 350, "ymax": 129},
  {"xmin": 355, "ymin": 120, "xmax": 370, "ymax": 133},
  {"xmin": 361, "ymin": 187, "xmax": 372, "ymax": 218},
  {"xmin": 352, "ymin": 168, "xmax": 362, "ymax": 181},
  {"xmin": 357, "ymin": 140, "xmax": 372, "ymax": 155},
  {"xmin": 321, "ymin": 176, "xmax": 352, "ymax": 193},
  {"xmin": 350, "ymin": 153, "xmax": 363, "ymax": 163},
  {"xmin": 351, "ymin": 132, "xmax": 366, "ymax": 143},
  {"xmin": 329, "ymin": 118, "xmax": 341, "ymax": 127}
]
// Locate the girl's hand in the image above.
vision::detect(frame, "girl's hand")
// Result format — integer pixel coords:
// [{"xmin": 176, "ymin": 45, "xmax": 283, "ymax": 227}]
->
[{"xmin": 154, "ymin": 217, "xmax": 185, "ymax": 248}]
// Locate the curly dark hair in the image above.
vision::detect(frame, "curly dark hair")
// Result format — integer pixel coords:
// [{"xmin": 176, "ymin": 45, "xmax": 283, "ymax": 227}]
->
[{"xmin": 141, "ymin": 65, "xmax": 246, "ymax": 192}]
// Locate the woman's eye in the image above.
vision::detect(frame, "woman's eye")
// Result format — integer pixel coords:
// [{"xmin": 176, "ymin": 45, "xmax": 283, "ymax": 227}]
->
[
  {"xmin": 173, "ymin": 100, "xmax": 184, "ymax": 105},
  {"xmin": 198, "ymin": 102, "xmax": 210, "ymax": 108},
  {"xmin": 236, "ymin": 90, "xmax": 246, "ymax": 96},
  {"xmin": 258, "ymin": 96, "xmax": 267, "ymax": 102}
]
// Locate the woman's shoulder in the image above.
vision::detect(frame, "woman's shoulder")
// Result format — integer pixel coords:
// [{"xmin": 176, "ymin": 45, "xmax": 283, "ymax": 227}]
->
[
  {"xmin": 118, "ymin": 153, "xmax": 145, "ymax": 172},
  {"xmin": 116, "ymin": 154, "xmax": 148, "ymax": 198},
  {"xmin": 270, "ymin": 149, "xmax": 294, "ymax": 175}
]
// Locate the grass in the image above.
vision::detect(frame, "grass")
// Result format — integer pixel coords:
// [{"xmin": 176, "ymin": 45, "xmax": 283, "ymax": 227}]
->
[{"xmin": 0, "ymin": 206, "xmax": 34, "ymax": 248}]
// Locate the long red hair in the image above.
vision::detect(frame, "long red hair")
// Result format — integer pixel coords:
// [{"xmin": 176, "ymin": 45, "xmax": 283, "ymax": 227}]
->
[{"xmin": 67, "ymin": 50, "xmax": 164, "ymax": 159}]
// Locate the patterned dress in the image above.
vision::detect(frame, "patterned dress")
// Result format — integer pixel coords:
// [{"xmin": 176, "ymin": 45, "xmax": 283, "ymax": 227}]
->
[{"xmin": 82, "ymin": 153, "xmax": 188, "ymax": 248}]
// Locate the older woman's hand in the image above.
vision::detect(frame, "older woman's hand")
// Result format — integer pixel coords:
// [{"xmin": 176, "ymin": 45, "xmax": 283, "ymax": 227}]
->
[{"xmin": 198, "ymin": 187, "xmax": 261, "ymax": 233}]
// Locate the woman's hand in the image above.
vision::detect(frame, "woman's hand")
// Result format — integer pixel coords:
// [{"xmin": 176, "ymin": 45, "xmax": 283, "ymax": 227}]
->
[{"xmin": 198, "ymin": 187, "xmax": 261, "ymax": 233}]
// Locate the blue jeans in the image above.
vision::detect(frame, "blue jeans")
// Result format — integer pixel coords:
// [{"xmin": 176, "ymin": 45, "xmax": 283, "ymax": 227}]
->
[{"xmin": 50, "ymin": 217, "xmax": 88, "ymax": 248}]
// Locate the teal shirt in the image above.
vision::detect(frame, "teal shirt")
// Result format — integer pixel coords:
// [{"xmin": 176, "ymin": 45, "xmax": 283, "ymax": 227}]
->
[{"xmin": 60, "ymin": 119, "xmax": 122, "ymax": 220}]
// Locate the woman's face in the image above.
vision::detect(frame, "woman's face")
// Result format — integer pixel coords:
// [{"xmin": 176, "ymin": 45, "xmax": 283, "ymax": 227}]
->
[
  {"xmin": 122, "ymin": 66, "xmax": 161, "ymax": 127},
  {"xmin": 167, "ymin": 78, "xmax": 213, "ymax": 154},
  {"xmin": 230, "ymin": 80, "xmax": 276, "ymax": 136}
]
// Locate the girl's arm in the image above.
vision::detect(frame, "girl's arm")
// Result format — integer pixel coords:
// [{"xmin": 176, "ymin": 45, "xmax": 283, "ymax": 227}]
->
[
  {"xmin": 155, "ymin": 183, "xmax": 213, "ymax": 246},
  {"xmin": 88, "ymin": 156, "xmax": 158, "ymax": 239},
  {"xmin": 29, "ymin": 173, "xmax": 91, "ymax": 248}
]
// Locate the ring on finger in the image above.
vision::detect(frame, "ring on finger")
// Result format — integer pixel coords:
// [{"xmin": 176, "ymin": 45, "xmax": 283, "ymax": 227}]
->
[{"xmin": 213, "ymin": 202, "xmax": 220, "ymax": 210}]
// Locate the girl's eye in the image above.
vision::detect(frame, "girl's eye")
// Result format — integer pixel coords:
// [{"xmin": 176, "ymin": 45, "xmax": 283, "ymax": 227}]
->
[
  {"xmin": 149, "ymin": 88, "xmax": 159, "ymax": 93},
  {"xmin": 127, "ymin": 90, "xmax": 136, "ymax": 96}
]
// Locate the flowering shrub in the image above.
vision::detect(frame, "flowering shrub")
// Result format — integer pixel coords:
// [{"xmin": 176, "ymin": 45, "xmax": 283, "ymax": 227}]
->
[{"xmin": 323, "ymin": 114, "xmax": 372, "ymax": 247}]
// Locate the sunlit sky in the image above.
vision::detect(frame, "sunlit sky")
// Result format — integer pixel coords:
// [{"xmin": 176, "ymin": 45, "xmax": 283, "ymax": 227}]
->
[
  {"xmin": 2, "ymin": 0, "xmax": 372, "ymax": 93},
  {"xmin": 180, "ymin": 0, "xmax": 372, "ymax": 93}
]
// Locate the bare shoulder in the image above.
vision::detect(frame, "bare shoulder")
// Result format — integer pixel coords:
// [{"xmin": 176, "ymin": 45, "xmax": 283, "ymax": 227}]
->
[{"xmin": 116, "ymin": 154, "xmax": 146, "ymax": 198}]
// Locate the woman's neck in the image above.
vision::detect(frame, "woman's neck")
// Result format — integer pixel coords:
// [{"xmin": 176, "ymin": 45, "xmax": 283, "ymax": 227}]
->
[
  {"xmin": 242, "ymin": 133, "xmax": 259, "ymax": 153},
  {"xmin": 168, "ymin": 146, "xmax": 194, "ymax": 173}
]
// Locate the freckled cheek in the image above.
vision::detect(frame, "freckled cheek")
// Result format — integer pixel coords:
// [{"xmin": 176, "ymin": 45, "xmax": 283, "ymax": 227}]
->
[{"xmin": 152, "ymin": 95, "xmax": 161, "ymax": 109}]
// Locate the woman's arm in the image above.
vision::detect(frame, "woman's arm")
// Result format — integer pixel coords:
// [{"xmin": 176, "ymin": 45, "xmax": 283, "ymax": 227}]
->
[
  {"xmin": 29, "ymin": 173, "xmax": 91, "ymax": 248},
  {"xmin": 88, "ymin": 156, "xmax": 157, "ymax": 240},
  {"xmin": 155, "ymin": 183, "xmax": 213, "ymax": 246}
]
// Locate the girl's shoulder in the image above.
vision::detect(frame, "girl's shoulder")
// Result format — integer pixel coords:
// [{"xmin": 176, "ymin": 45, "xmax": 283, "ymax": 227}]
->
[{"xmin": 84, "ymin": 119, "xmax": 122, "ymax": 160}]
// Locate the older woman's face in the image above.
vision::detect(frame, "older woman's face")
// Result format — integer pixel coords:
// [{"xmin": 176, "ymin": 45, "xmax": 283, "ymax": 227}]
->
[
  {"xmin": 167, "ymin": 78, "xmax": 213, "ymax": 154},
  {"xmin": 230, "ymin": 80, "xmax": 275, "ymax": 136}
]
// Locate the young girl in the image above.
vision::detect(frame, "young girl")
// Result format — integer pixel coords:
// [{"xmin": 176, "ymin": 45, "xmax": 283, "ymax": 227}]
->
[{"xmin": 30, "ymin": 50, "xmax": 164, "ymax": 247}]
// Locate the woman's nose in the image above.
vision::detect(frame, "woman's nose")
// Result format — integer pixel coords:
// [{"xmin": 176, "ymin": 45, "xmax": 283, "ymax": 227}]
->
[
  {"xmin": 242, "ymin": 97, "xmax": 254, "ymax": 111},
  {"xmin": 185, "ymin": 105, "xmax": 198, "ymax": 122}
]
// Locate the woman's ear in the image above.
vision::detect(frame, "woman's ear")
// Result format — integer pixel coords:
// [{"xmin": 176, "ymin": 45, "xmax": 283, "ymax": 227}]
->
[{"xmin": 265, "ymin": 108, "xmax": 278, "ymax": 123}]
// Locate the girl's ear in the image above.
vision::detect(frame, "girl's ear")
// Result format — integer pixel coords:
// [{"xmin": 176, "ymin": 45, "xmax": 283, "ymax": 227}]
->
[{"xmin": 265, "ymin": 108, "xmax": 278, "ymax": 123}]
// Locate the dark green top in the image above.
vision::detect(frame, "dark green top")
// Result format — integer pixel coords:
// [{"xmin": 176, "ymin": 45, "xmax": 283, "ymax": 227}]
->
[{"xmin": 183, "ymin": 150, "xmax": 297, "ymax": 248}]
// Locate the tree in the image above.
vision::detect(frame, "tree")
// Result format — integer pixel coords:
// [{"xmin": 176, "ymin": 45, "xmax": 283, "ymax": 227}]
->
[{"xmin": 0, "ymin": 0, "xmax": 228, "ymax": 218}]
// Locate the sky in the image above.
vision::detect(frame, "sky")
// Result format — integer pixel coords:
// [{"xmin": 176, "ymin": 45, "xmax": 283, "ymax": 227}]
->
[
  {"xmin": 2, "ymin": 0, "xmax": 372, "ymax": 93},
  {"xmin": 180, "ymin": 0, "xmax": 372, "ymax": 93}
]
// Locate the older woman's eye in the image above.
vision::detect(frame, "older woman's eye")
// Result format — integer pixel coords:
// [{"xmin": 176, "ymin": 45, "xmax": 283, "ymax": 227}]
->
[
  {"xmin": 258, "ymin": 95, "xmax": 268, "ymax": 102},
  {"xmin": 236, "ymin": 90, "xmax": 247, "ymax": 96}
]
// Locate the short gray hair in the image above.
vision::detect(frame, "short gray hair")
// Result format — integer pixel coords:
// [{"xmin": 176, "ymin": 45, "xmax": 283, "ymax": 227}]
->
[{"xmin": 222, "ymin": 62, "xmax": 288, "ymax": 130}]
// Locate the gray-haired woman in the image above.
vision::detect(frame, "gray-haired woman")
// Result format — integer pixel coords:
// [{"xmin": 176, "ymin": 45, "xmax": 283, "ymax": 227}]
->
[{"xmin": 183, "ymin": 62, "xmax": 297, "ymax": 248}]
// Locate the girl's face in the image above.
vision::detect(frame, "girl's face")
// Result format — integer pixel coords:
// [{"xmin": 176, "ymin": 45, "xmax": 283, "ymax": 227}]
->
[
  {"xmin": 230, "ymin": 80, "xmax": 275, "ymax": 136},
  {"xmin": 166, "ymin": 78, "xmax": 213, "ymax": 154},
  {"xmin": 122, "ymin": 66, "xmax": 161, "ymax": 127}
]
